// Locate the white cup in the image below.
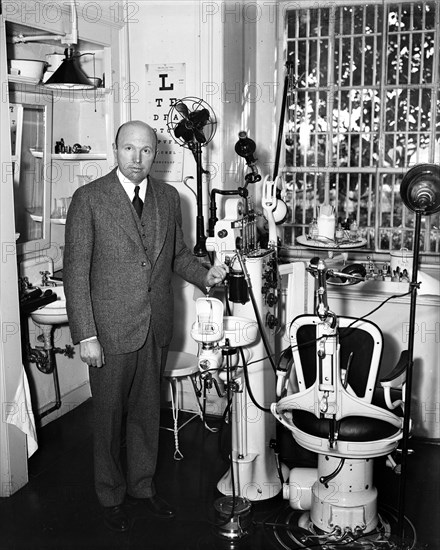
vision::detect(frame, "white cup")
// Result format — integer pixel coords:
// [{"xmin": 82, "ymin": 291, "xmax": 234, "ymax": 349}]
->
[
  {"xmin": 390, "ymin": 248, "xmax": 413, "ymax": 274},
  {"xmin": 317, "ymin": 214, "xmax": 336, "ymax": 240}
]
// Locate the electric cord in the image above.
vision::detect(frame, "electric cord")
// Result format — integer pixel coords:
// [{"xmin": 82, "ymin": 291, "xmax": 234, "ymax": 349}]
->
[
  {"xmin": 238, "ymin": 346, "xmax": 271, "ymax": 413},
  {"xmin": 230, "ymin": 344, "xmax": 286, "ymax": 486},
  {"xmin": 344, "ymin": 290, "xmax": 412, "ymax": 330},
  {"xmin": 197, "ymin": 276, "xmax": 416, "ymax": 546},
  {"xmin": 224, "ymin": 295, "xmax": 270, "ymax": 412},
  {"xmin": 255, "ymin": 501, "xmax": 418, "ymax": 549},
  {"xmin": 212, "ymin": 346, "xmax": 240, "ymax": 531},
  {"xmin": 218, "ymin": 397, "xmax": 233, "ymax": 462},
  {"xmin": 282, "ymin": 290, "xmax": 413, "ymax": 355},
  {"xmin": 224, "ymin": 298, "xmax": 285, "ymax": 487},
  {"xmin": 248, "ymin": 283, "xmax": 278, "ymax": 374},
  {"xmin": 219, "ymin": 258, "xmax": 411, "ymax": 504},
  {"xmin": 232, "ymin": 284, "xmax": 412, "ymax": 392},
  {"xmin": 183, "ymin": 175, "xmax": 197, "ymax": 199},
  {"xmin": 290, "ymin": 289, "xmax": 413, "ymax": 353},
  {"xmin": 264, "ymin": 291, "xmax": 419, "ymax": 549},
  {"xmin": 234, "ymin": 250, "xmax": 278, "ymax": 374}
]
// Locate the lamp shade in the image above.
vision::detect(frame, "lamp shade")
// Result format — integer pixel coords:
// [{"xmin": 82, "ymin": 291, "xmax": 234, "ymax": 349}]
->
[
  {"xmin": 400, "ymin": 163, "xmax": 440, "ymax": 215},
  {"xmin": 44, "ymin": 48, "xmax": 94, "ymax": 90},
  {"xmin": 235, "ymin": 131, "xmax": 257, "ymax": 165}
]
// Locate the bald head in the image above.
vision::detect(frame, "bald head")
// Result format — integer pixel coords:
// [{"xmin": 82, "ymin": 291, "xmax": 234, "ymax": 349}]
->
[
  {"xmin": 113, "ymin": 121, "xmax": 157, "ymax": 184},
  {"xmin": 114, "ymin": 120, "xmax": 157, "ymax": 149}
]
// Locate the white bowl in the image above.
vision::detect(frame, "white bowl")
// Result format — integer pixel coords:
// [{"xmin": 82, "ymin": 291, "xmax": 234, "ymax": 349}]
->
[
  {"xmin": 10, "ymin": 59, "xmax": 46, "ymax": 80},
  {"xmin": 30, "ymin": 285, "xmax": 68, "ymax": 326}
]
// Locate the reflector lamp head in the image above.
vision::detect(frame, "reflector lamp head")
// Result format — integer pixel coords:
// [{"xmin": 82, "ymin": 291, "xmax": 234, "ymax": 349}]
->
[
  {"xmin": 400, "ymin": 163, "xmax": 440, "ymax": 215},
  {"xmin": 44, "ymin": 48, "xmax": 94, "ymax": 90}
]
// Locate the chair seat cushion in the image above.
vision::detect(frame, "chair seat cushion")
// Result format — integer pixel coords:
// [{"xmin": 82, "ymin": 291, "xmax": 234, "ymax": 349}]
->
[{"xmin": 291, "ymin": 410, "xmax": 400, "ymax": 442}]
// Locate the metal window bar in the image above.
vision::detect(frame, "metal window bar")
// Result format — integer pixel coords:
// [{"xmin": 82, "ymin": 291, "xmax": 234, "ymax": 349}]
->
[{"xmin": 282, "ymin": 1, "xmax": 440, "ymax": 254}]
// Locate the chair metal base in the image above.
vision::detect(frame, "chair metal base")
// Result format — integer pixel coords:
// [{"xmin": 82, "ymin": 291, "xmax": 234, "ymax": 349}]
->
[
  {"xmin": 161, "ymin": 351, "xmax": 217, "ymax": 460},
  {"xmin": 285, "ymin": 456, "xmax": 379, "ymax": 535}
]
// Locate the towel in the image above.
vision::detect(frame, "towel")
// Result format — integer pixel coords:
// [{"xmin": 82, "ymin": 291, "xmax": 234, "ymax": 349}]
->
[
  {"xmin": 418, "ymin": 270, "xmax": 440, "ymax": 296},
  {"xmin": 4, "ymin": 367, "xmax": 38, "ymax": 457},
  {"xmin": 278, "ymin": 261, "xmax": 315, "ymax": 350},
  {"xmin": 279, "ymin": 261, "xmax": 315, "ymax": 321}
]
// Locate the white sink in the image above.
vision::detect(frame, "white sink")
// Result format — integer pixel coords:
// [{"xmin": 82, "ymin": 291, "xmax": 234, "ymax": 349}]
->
[{"xmin": 30, "ymin": 285, "xmax": 68, "ymax": 326}]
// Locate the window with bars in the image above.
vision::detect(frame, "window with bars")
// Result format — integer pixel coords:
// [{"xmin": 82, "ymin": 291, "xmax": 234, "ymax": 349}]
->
[{"xmin": 280, "ymin": 1, "xmax": 440, "ymax": 255}]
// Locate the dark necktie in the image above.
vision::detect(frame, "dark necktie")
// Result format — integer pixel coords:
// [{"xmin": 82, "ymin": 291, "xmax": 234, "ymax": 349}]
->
[{"xmin": 132, "ymin": 185, "xmax": 143, "ymax": 218}]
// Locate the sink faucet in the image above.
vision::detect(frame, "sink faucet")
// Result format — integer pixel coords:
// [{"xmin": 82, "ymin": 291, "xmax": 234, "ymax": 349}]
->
[{"xmin": 40, "ymin": 270, "xmax": 57, "ymax": 287}]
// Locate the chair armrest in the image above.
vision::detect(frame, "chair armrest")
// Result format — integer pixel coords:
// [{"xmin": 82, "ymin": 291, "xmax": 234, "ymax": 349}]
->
[
  {"xmin": 380, "ymin": 350, "xmax": 409, "ymax": 389},
  {"xmin": 380, "ymin": 350, "xmax": 408, "ymax": 411},
  {"xmin": 276, "ymin": 347, "xmax": 294, "ymax": 397}
]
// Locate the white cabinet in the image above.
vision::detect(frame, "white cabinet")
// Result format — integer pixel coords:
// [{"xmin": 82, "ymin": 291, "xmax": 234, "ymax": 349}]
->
[
  {"xmin": 8, "ymin": 86, "xmax": 53, "ymax": 254},
  {"xmin": 5, "ymin": 9, "xmax": 123, "ymax": 259}
]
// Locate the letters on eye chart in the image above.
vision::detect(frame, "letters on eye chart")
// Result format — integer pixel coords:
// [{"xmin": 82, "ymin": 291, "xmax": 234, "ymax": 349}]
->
[{"xmin": 145, "ymin": 63, "xmax": 186, "ymax": 182}]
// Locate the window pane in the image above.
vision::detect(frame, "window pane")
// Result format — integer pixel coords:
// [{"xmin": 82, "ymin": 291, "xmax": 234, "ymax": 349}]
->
[{"xmin": 283, "ymin": 1, "xmax": 440, "ymax": 254}]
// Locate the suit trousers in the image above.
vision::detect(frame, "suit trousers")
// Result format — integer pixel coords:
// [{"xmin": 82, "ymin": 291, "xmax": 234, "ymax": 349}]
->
[{"xmin": 89, "ymin": 329, "xmax": 168, "ymax": 507}]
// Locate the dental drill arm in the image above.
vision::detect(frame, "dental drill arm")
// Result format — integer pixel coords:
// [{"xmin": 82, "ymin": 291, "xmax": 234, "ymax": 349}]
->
[
  {"xmin": 315, "ymin": 259, "xmax": 337, "ymax": 328},
  {"xmin": 262, "ymin": 176, "xmax": 278, "ymax": 249}
]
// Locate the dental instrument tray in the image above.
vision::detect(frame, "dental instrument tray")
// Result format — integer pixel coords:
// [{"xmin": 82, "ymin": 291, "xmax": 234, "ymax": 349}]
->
[{"xmin": 296, "ymin": 234, "xmax": 367, "ymax": 249}]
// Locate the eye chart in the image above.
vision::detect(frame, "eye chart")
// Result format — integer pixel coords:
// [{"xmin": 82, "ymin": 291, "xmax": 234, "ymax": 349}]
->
[{"xmin": 145, "ymin": 63, "xmax": 186, "ymax": 181}]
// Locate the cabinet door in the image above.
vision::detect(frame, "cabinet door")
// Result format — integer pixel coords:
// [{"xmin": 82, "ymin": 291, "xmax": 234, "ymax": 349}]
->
[
  {"xmin": 0, "ymin": 12, "xmax": 29, "ymax": 497},
  {"xmin": 9, "ymin": 89, "xmax": 53, "ymax": 254}
]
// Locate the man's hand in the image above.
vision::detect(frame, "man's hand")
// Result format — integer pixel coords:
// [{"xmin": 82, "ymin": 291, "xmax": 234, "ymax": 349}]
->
[
  {"xmin": 205, "ymin": 264, "xmax": 228, "ymax": 287},
  {"xmin": 80, "ymin": 338, "xmax": 105, "ymax": 368}
]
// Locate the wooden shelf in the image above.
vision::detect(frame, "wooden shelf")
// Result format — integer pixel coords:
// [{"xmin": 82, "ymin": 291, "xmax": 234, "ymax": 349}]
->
[
  {"xmin": 8, "ymin": 76, "xmax": 111, "ymax": 97},
  {"xmin": 30, "ymin": 148, "xmax": 43, "ymax": 158},
  {"xmin": 51, "ymin": 153, "xmax": 107, "ymax": 160}
]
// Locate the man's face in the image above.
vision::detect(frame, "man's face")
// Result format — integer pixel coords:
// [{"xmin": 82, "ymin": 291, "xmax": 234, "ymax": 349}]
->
[{"xmin": 113, "ymin": 123, "xmax": 157, "ymax": 184}]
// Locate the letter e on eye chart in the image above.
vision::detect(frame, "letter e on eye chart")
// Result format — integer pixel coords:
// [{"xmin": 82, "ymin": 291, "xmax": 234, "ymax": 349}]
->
[{"xmin": 145, "ymin": 63, "xmax": 186, "ymax": 182}]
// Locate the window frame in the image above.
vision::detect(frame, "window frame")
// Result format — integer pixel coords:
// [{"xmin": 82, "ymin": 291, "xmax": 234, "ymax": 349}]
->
[{"xmin": 277, "ymin": 0, "xmax": 440, "ymax": 265}]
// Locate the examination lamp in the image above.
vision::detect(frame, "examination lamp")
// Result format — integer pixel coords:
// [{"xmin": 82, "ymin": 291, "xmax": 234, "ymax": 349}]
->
[
  {"xmin": 44, "ymin": 48, "xmax": 94, "ymax": 90},
  {"xmin": 234, "ymin": 131, "xmax": 257, "ymax": 165},
  {"xmin": 11, "ymin": 0, "xmax": 95, "ymax": 91},
  {"xmin": 400, "ymin": 163, "xmax": 440, "ymax": 215},
  {"xmin": 234, "ymin": 132, "xmax": 261, "ymax": 185},
  {"xmin": 397, "ymin": 163, "xmax": 440, "ymax": 539}
]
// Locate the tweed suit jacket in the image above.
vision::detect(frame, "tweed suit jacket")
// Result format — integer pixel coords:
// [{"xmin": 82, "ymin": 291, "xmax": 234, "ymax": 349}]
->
[{"xmin": 63, "ymin": 168, "xmax": 208, "ymax": 355}]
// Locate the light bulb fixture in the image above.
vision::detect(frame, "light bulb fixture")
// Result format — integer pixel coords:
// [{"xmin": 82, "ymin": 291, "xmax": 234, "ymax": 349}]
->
[{"xmin": 44, "ymin": 48, "xmax": 94, "ymax": 90}]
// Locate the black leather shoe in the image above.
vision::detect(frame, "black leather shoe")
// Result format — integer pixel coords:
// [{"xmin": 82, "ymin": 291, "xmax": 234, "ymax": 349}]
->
[
  {"xmin": 103, "ymin": 505, "xmax": 129, "ymax": 532},
  {"xmin": 126, "ymin": 494, "xmax": 176, "ymax": 519}
]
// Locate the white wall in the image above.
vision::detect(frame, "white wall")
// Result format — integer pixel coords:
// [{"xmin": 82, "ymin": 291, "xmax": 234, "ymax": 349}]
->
[
  {"xmin": 125, "ymin": 1, "xmax": 282, "ymax": 354},
  {"xmin": 127, "ymin": 0, "xmax": 229, "ymax": 354}
]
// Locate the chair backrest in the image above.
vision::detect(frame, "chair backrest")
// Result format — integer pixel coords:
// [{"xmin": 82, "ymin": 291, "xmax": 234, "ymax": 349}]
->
[
  {"xmin": 289, "ymin": 314, "xmax": 383, "ymax": 405},
  {"xmin": 273, "ymin": 314, "xmax": 403, "ymax": 456}
]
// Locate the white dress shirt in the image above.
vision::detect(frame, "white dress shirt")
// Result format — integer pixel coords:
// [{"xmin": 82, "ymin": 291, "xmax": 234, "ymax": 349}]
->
[{"xmin": 117, "ymin": 168, "xmax": 148, "ymax": 202}]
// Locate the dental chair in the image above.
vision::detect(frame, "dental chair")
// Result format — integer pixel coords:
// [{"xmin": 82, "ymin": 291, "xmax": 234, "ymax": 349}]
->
[{"xmin": 271, "ymin": 260, "xmax": 407, "ymax": 541}]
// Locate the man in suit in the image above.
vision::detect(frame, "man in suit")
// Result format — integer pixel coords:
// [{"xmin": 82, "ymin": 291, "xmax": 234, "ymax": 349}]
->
[{"xmin": 64, "ymin": 120, "xmax": 226, "ymax": 532}]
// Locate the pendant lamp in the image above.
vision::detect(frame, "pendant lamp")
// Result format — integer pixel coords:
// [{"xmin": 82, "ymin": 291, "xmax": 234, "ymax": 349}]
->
[{"xmin": 44, "ymin": 48, "xmax": 94, "ymax": 90}]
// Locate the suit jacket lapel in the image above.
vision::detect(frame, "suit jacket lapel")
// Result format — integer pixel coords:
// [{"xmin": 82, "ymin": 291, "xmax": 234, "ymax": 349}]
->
[
  {"xmin": 100, "ymin": 171, "xmax": 169, "ymax": 267},
  {"xmin": 142, "ymin": 178, "xmax": 169, "ymax": 266},
  {"xmin": 101, "ymin": 169, "xmax": 146, "ymax": 251}
]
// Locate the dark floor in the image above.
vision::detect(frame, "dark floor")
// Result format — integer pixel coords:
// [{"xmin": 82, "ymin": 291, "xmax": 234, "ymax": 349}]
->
[{"xmin": 0, "ymin": 399, "xmax": 438, "ymax": 550}]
